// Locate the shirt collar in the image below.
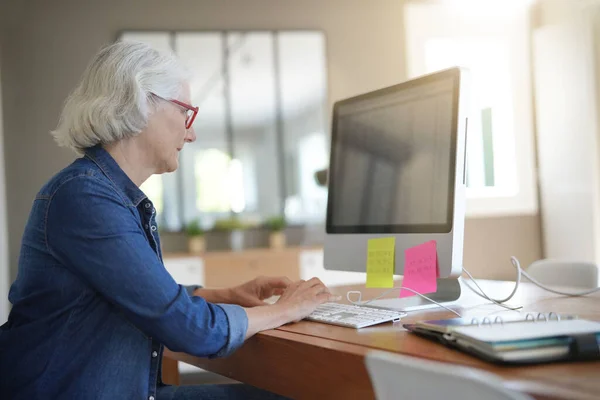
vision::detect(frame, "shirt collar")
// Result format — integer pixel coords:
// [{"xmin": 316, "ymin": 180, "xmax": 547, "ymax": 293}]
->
[{"xmin": 84, "ymin": 145, "xmax": 148, "ymax": 207}]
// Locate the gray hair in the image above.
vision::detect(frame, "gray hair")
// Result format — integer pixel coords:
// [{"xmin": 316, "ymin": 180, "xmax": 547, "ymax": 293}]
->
[{"xmin": 51, "ymin": 40, "xmax": 190, "ymax": 154}]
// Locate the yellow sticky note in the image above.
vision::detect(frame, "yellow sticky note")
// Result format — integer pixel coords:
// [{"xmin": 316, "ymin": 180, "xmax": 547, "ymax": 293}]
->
[{"xmin": 366, "ymin": 237, "xmax": 395, "ymax": 288}]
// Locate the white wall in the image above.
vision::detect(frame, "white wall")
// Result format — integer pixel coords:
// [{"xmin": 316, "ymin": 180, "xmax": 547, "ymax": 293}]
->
[
  {"xmin": 532, "ymin": 0, "xmax": 600, "ymax": 263},
  {"xmin": 0, "ymin": 51, "xmax": 9, "ymax": 323}
]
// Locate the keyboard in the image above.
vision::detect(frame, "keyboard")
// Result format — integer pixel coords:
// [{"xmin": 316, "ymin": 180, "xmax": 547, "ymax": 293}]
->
[{"xmin": 306, "ymin": 302, "xmax": 406, "ymax": 329}]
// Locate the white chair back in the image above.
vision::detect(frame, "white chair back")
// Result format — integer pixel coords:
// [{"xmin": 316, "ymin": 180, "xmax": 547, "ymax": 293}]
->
[
  {"xmin": 365, "ymin": 350, "xmax": 533, "ymax": 400},
  {"xmin": 526, "ymin": 259, "xmax": 599, "ymax": 289}
]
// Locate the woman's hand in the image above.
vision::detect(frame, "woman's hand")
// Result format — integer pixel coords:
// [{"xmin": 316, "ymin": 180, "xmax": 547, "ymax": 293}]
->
[
  {"xmin": 243, "ymin": 277, "xmax": 341, "ymax": 339},
  {"xmin": 274, "ymin": 277, "xmax": 340, "ymax": 322},
  {"xmin": 229, "ymin": 276, "xmax": 292, "ymax": 307}
]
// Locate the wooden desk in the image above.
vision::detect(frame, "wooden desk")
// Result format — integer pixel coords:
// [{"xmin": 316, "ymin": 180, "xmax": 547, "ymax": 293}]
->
[{"xmin": 166, "ymin": 281, "xmax": 600, "ymax": 400}]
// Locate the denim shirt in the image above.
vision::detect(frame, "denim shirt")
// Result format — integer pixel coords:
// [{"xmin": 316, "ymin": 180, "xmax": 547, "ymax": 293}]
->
[{"xmin": 0, "ymin": 145, "xmax": 248, "ymax": 400}]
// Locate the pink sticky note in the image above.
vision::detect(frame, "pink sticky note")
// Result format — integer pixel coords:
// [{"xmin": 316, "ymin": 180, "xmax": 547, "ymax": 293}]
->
[{"xmin": 399, "ymin": 241, "xmax": 438, "ymax": 298}]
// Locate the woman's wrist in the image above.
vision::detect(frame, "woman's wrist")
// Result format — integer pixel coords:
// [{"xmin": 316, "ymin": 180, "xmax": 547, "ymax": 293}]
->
[
  {"xmin": 244, "ymin": 303, "xmax": 292, "ymax": 339},
  {"xmin": 267, "ymin": 303, "xmax": 292, "ymax": 325}
]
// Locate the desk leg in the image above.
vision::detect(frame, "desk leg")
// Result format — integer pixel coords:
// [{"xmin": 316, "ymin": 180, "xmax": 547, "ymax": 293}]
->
[{"xmin": 162, "ymin": 355, "xmax": 180, "ymax": 385}]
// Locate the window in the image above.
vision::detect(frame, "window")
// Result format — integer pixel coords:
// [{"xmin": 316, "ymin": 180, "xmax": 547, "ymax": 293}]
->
[
  {"xmin": 140, "ymin": 174, "xmax": 164, "ymax": 215},
  {"xmin": 425, "ymin": 37, "xmax": 515, "ymax": 192},
  {"xmin": 122, "ymin": 31, "xmax": 328, "ymax": 229},
  {"xmin": 404, "ymin": 1, "xmax": 538, "ymax": 217},
  {"xmin": 193, "ymin": 149, "xmax": 238, "ymax": 213}
]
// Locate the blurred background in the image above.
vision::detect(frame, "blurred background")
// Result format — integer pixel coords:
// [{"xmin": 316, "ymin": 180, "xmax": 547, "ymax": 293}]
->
[{"xmin": 1, "ymin": 0, "xmax": 600, "ymax": 381}]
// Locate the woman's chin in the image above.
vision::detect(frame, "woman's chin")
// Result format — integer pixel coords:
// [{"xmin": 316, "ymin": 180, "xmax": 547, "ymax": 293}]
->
[
  {"xmin": 162, "ymin": 158, "xmax": 179, "ymax": 173},
  {"xmin": 167, "ymin": 162, "xmax": 179, "ymax": 173}
]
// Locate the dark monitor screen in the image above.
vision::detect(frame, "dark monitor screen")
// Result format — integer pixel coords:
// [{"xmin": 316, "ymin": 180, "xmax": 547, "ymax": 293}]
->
[{"xmin": 326, "ymin": 69, "xmax": 461, "ymax": 234}]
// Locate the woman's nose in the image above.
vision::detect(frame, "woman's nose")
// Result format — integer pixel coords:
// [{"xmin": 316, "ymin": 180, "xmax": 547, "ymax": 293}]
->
[{"xmin": 185, "ymin": 127, "xmax": 197, "ymax": 143}]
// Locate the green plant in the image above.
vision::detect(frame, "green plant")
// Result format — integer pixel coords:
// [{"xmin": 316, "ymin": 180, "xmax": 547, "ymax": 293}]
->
[
  {"xmin": 264, "ymin": 216, "xmax": 286, "ymax": 232},
  {"xmin": 212, "ymin": 217, "xmax": 248, "ymax": 231},
  {"xmin": 184, "ymin": 219, "xmax": 205, "ymax": 237}
]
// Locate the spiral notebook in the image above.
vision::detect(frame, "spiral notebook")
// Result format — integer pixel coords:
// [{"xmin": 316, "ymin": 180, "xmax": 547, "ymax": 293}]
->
[{"xmin": 404, "ymin": 314, "xmax": 600, "ymax": 365}]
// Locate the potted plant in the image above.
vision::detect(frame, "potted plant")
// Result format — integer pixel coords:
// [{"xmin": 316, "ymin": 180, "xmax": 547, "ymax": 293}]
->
[
  {"xmin": 264, "ymin": 216, "xmax": 287, "ymax": 249},
  {"xmin": 185, "ymin": 219, "xmax": 206, "ymax": 254},
  {"xmin": 213, "ymin": 216, "xmax": 248, "ymax": 251}
]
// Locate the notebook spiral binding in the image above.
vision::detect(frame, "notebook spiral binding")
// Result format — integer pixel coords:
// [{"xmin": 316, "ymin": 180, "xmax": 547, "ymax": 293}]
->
[{"xmin": 470, "ymin": 312, "xmax": 565, "ymax": 327}]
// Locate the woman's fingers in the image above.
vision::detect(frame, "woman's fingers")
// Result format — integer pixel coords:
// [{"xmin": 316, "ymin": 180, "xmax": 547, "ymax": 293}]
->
[
  {"xmin": 265, "ymin": 276, "xmax": 293, "ymax": 289},
  {"xmin": 305, "ymin": 277, "xmax": 325, "ymax": 288}
]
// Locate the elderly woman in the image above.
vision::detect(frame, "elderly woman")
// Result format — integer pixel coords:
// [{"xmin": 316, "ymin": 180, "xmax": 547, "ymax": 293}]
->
[{"xmin": 0, "ymin": 41, "xmax": 338, "ymax": 400}]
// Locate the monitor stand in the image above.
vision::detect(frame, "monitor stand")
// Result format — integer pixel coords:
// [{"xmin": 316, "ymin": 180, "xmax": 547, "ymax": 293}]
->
[{"xmin": 365, "ymin": 278, "xmax": 461, "ymax": 312}]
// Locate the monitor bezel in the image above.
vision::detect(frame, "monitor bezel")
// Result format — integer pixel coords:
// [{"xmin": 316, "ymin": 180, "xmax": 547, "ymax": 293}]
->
[{"xmin": 325, "ymin": 67, "xmax": 462, "ymax": 234}]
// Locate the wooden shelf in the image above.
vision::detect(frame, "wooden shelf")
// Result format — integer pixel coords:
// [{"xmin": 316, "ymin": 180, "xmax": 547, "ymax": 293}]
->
[
  {"xmin": 163, "ymin": 246, "xmax": 324, "ymax": 288},
  {"xmin": 162, "ymin": 245, "xmax": 322, "ymax": 260}
]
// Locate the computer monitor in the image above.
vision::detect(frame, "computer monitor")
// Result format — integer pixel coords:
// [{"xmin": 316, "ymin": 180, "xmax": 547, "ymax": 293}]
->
[{"xmin": 324, "ymin": 67, "xmax": 470, "ymax": 310}]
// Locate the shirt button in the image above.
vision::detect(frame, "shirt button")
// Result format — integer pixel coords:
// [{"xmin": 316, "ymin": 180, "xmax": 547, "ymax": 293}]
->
[
  {"xmin": 151, "ymin": 226, "xmax": 157, "ymax": 231},
  {"xmin": 152, "ymin": 351, "xmax": 158, "ymax": 358},
  {"xmin": 144, "ymin": 224, "xmax": 149, "ymax": 229},
  {"xmin": 145, "ymin": 203, "xmax": 151, "ymax": 209},
  {"xmin": 149, "ymin": 396, "xmax": 155, "ymax": 400}
]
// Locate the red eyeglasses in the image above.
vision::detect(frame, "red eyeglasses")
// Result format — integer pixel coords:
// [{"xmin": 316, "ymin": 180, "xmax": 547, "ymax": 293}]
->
[{"xmin": 150, "ymin": 92, "xmax": 199, "ymax": 129}]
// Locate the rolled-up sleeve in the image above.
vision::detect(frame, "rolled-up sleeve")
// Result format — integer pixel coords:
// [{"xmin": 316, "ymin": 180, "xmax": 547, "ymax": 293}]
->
[
  {"xmin": 214, "ymin": 304, "xmax": 249, "ymax": 357},
  {"xmin": 46, "ymin": 176, "xmax": 248, "ymax": 358}
]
